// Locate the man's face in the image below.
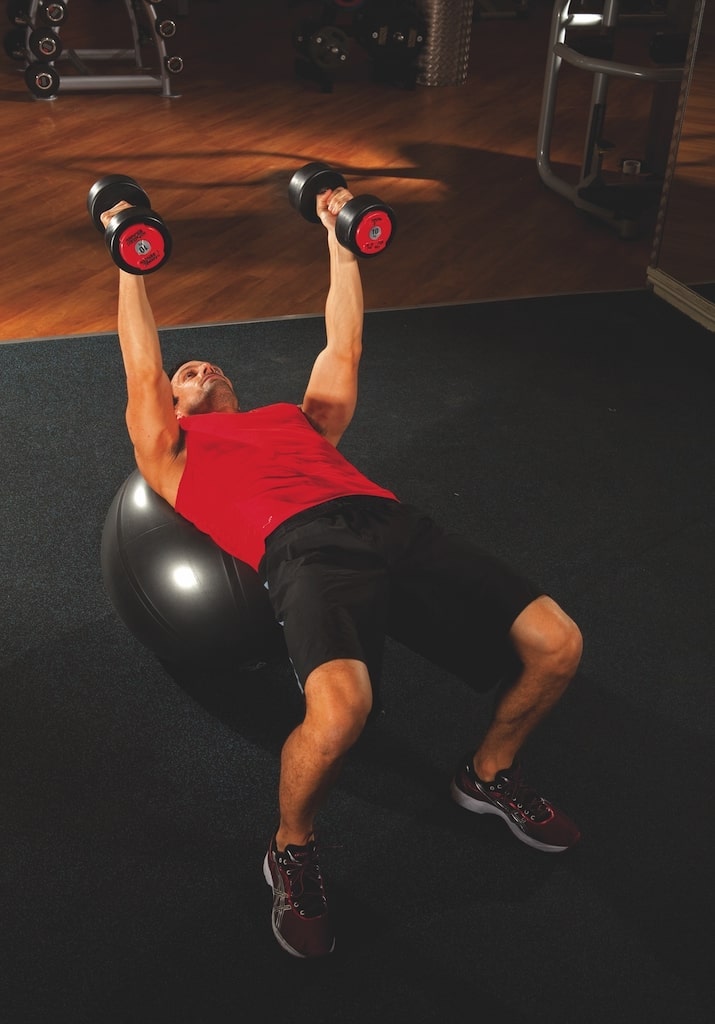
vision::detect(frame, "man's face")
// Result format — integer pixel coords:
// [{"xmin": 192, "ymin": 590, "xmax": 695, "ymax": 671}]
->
[{"xmin": 171, "ymin": 360, "xmax": 239, "ymax": 418}]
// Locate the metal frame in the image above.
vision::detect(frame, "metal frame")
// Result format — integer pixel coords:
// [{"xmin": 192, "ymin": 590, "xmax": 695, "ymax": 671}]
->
[
  {"xmin": 23, "ymin": 0, "xmax": 182, "ymax": 99},
  {"xmin": 536, "ymin": 0, "xmax": 684, "ymax": 237}
]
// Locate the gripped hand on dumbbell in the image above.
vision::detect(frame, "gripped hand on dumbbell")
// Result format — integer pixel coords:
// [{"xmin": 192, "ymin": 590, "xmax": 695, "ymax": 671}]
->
[
  {"xmin": 99, "ymin": 200, "xmax": 131, "ymax": 230},
  {"xmin": 87, "ymin": 174, "xmax": 172, "ymax": 276},
  {"xmin": 289, "ymin": 162, "xmax": 396, "ymax": 258},
  {"xmin": 315, "ymin": 185, "xmax": 355, "ymax": 233}
]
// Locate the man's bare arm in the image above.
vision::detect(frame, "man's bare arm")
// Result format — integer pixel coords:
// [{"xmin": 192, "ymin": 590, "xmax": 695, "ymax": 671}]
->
[
  {"xmin": 115, "ymin": 270, "xmax": 184, "ymax": 503},
  {"xmin": 301, "ymin": 188, "xmax": 364, "ymax": 447}
]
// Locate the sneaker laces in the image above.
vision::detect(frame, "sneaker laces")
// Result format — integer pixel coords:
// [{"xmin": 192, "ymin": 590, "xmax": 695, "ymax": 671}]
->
[
  {"xmin": 494, "ymin": 763, "xmax": 553, "ymax": 823},
  {"xmin": 277, "ymin": 842, "xmax": 327, "ymax": 918}
]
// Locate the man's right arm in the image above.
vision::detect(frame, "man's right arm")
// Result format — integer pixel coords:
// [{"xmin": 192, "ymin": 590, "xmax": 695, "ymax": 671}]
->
[{"xmin": 115, "ymin": 270, "xmax": 184, "ymax": 504}]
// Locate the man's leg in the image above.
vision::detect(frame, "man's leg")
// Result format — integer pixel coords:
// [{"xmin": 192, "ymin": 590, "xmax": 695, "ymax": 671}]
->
[
  {"xmin": 263, "ymin": 657, "xmax": 372, "ymax": 958},
  {"xmin": 473, "ymin": 595, "xmax": 582, "ymax": 781},
  {"xmin": 277, "ymin": 658, "xmax": 373, "ymax": 849},
  {"xmin": 451, "ymin": 595, "xmax": 583, "ymax": 852}
]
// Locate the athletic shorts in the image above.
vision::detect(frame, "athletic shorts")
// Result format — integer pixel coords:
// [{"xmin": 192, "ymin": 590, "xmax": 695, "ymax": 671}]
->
[{"xmin": 261, "ymin": 496, "xmax": 541, "ymax": 694}]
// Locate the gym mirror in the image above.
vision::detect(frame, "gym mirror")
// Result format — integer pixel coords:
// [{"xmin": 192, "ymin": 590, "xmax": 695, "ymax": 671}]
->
[{"xmin": 648, "ymin": 0, "xmax": 715, "ymax": 326}]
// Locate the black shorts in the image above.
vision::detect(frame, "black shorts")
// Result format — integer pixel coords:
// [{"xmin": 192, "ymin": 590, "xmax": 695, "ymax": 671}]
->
[{"xmin": 262, "ymin": 496, "xmax": 541, "ymax": 693}]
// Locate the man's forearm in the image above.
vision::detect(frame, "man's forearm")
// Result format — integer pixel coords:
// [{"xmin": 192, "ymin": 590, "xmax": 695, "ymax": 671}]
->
[
  {"xmin": 116, "ymin": 271, "xmax": 165, "ymax": 383},
  {"xmin": 113, "ymin": 270, "xmax": 180, "ymax": 476},
  {"xmin": 324, "ymin": 233, "xmax": 363, "ymax": 360}
]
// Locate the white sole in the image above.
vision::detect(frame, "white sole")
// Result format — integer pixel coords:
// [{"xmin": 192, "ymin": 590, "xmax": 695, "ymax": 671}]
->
[{"xmin": 450, "ymin": 780, "xmax": 568, "ymax": 853}]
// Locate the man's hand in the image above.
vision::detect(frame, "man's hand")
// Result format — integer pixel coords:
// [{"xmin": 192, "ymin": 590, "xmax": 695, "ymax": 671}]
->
[
  {"xmin": 316, "ymin": 187, "xmax": 354, "ymax": 233},
  {"xmin": 100, "ymin": 200, "xmax": 132, "ymax": 231}
]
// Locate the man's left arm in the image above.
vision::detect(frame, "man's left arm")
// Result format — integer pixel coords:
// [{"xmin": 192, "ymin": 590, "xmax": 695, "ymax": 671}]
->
[{"xmin": 301, "ymin": 188, "xmax": 364, "ymax": 447}]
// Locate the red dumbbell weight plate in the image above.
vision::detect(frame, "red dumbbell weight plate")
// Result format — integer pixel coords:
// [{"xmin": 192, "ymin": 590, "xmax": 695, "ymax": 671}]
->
[
  {"xmin": 352, "ymin": 209, "xmax": 394, "ymax": 255},
  {"xmin": 337, "ymin": 196, "xmax": 395, "ymax": 257},
  {"xmin": 107, "ymin": 210, "xmax": 171, "ymax": 275}
]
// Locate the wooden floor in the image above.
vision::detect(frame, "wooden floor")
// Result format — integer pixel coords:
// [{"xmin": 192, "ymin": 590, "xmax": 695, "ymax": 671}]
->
[{"xmin": 0, "ymin": 0, "xmax": 686, "ymax": 342}]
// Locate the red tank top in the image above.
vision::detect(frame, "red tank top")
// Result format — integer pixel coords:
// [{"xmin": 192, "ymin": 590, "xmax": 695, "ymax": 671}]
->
[{"xmin": 175, "ymin": 403, "xmax": 398, "ymax": 570}]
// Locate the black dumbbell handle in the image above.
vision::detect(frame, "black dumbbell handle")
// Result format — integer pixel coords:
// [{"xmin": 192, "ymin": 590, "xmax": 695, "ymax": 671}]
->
[
  {"xmin": 288, "ymin": 162, "xmax": 396, "ymax": 257},
  {"xmin": 87, "ymin": 175, "xmax": 152, "ymax": 234}
]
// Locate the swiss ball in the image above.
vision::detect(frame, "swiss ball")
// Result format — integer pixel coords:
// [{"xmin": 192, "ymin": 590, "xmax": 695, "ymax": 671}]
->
[{"xmin": 101, "ymin": 469, "xmax": 285, "ymax": 667}]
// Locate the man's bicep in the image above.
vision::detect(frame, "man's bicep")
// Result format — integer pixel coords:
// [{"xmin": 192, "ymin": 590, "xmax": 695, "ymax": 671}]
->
[
  {"xmin": 125, "ymin": 374, "xmax": 181, "ymax": 462},
  {"xmin": 302, "ymin": 350, "xmax": 358, "ymax": 444}
]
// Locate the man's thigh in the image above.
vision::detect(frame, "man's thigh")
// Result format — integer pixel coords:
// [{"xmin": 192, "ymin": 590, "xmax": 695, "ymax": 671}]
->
[
  {"xmin": 265, "ymin": 535, "xmax": 390, "ymax": 690},
  {"xmin": 387, "ymin": 525, "xmax": 541, "ymax": 690}
]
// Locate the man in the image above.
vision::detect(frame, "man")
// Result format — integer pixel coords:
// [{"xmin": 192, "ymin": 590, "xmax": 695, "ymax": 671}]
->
[{"xmin": 102, "ymin": 183, "xmax": 583, "ymax": 961}]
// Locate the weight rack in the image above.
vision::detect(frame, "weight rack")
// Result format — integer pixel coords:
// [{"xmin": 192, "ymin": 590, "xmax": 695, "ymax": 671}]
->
[
  {"xmin": 536, "ymin": 0, "xmax": 685, "ymax": 239},
  {"xmin": 291, "ymin": 0, "xmax": 428, "ymax": 92},
  {"xmin": 8, "ymin": 0, "xmax": 184, "ymax": 99}
]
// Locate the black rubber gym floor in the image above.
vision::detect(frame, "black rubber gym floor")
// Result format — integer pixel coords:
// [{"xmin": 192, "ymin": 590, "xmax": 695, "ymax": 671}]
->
[{"xmin": 2, "ymin": 289, "xmax": 712, "ymax": 1023}]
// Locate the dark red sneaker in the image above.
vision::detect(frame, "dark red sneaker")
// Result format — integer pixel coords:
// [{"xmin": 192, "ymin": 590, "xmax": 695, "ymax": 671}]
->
[
  {"xmin": 450, "ymin": 756, "xmax": 581, "ymax": 853},
  {"xmin": 263, "ymin": 834, "xmax": 335, "ymax": 958}
]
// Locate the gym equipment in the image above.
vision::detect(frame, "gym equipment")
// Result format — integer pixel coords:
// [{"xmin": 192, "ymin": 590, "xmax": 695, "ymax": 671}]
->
[
  {"xmin": 101, "ymin": 470, "xmax": 284, "ymax": 669},
  {"xmin": 356, "ymin": 2, "xmax": 427, "ymax": 61},
  {"xmin": 354, "ymin": 0, "xmax": 427, "ymax": 87},
  {"xmin": 473, "ymin": 0, "xmax": 529, "ymax": 20},
  {"xmin": 288, "ymin": 162, "xmax": 396, "ymax": 258},
  {"xmin": 24, "ymin": 60, "xmax": 59, "ymax": 95},
  {"xmin": 37, "ymin": 0, "xmax": 66, "ymax": 24},
  {"xmin": 4, "ymin": 25, "xmax": 26, "ymax": 58},
  {"xmin": 413, "ymin": 0, "xmax": 469, "ymax": 87},
  {"xmin": 28, "ymin": 23, "xmax": 61, "ymax": 59},
  {"xmin": 164, "ymin": 53, "xmax": 183, "ymax": 73},
  {"xmin": 6, "ymin": 1, "xmax": 30, "ymax": 24},
  {"xmin": 308, "ymin": 24, "xmax": 351, "ymax": 71},
  {"xmin": 18, "ymin": 0, "xmax": 184, "ymax": 100},
  {"xmin": 292, "ymin": 18, "xmax": 352, "ymax": 93},
  {"xmin": 87, "ymin": 174, "xmax": 172, "ymax": 275},
  {"xmin": 155, "ymin": 16, "xmax": 176, "ymax": 38},
  {"xmin": 537, "ymin": 0, "xmax": 685, "ymax": 239}
]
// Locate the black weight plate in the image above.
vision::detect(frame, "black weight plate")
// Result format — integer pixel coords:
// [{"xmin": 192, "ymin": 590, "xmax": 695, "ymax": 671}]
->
[
  {"xmin": 308, "ymin": 25, "xmax": 350, "ymax": 72},
  {"xmin": 24, "ymin": 62, "xmax": 60, "ymax": 98},
  {"xmin": 156, "ymin": 18, "xmax": 176, "ymax": 38},
  {"xmin": 288, "ymin": 162, "xmax": 347, "ymax": 223},
  {"xmin": 29, "ymin": 27, "xmax": 62, "ymax": 61},
  {"xmin": 87, "ymin": 175, "xmax": 151, "ymax": 233},
  {"xmin": 7, "ymin": 1, "xmax": 31, "ymax": 27},
  {"xmin": 38, "ymin": 1, "xmax": 67, "ymax": 26}
]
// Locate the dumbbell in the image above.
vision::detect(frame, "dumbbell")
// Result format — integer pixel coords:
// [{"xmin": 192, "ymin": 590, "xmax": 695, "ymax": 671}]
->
[
  {"xmin": 25, "ymin": 62, "xmax": 60, "ymax": 99},
  {"xmin": 28, "ymin": 24, "xmax": 62, "ymax": 60},
  {"xmin": 87, "ymin": 174, "xmax": 172, "ymax": 275},
  {"xmin": 288, "ymin": 162, "xmax": 396, "ymax": 258},
  {"xmin": 38, "ymin": 1, "xmax": 68, "ymax": 25},
  {"xmin": 7, "ymin": 1, "xmax": 32, "ymax": 26}
]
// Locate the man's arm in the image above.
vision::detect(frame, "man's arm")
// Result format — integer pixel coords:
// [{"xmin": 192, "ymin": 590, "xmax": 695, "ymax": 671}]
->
[
  {"xmin": 115, "ymin": 269, "xmax": 184, "ymax": 504},
  {"xmin": 301, "ymin": 188, "xmax": 364, "ymax": 447}
]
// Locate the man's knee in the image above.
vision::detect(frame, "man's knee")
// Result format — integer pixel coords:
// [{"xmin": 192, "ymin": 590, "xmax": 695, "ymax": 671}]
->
[
  {"xmin": 303, "ymin": 658, "xmax": 373, "ymax": 756},
  {"xmin": 511, "ymin": 595, "xmax": 583, "ymax": 677}
]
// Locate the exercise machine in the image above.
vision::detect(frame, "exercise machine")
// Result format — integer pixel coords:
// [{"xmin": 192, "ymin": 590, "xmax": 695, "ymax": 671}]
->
[{"xmin": 536, "ymin": 0, "xmax": 685, "ymax": 238}]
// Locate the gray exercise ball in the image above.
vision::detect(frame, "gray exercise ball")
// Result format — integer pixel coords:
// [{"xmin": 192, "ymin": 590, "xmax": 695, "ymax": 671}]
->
[{"xmin": 101, "ymin": 470, "xmax": 284, "ymax": 667}]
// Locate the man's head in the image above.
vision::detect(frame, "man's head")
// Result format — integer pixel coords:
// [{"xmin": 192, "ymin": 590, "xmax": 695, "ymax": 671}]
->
[{"xmin": 168, "ymin": 359, "xmax": 240, "ymax": 419}]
